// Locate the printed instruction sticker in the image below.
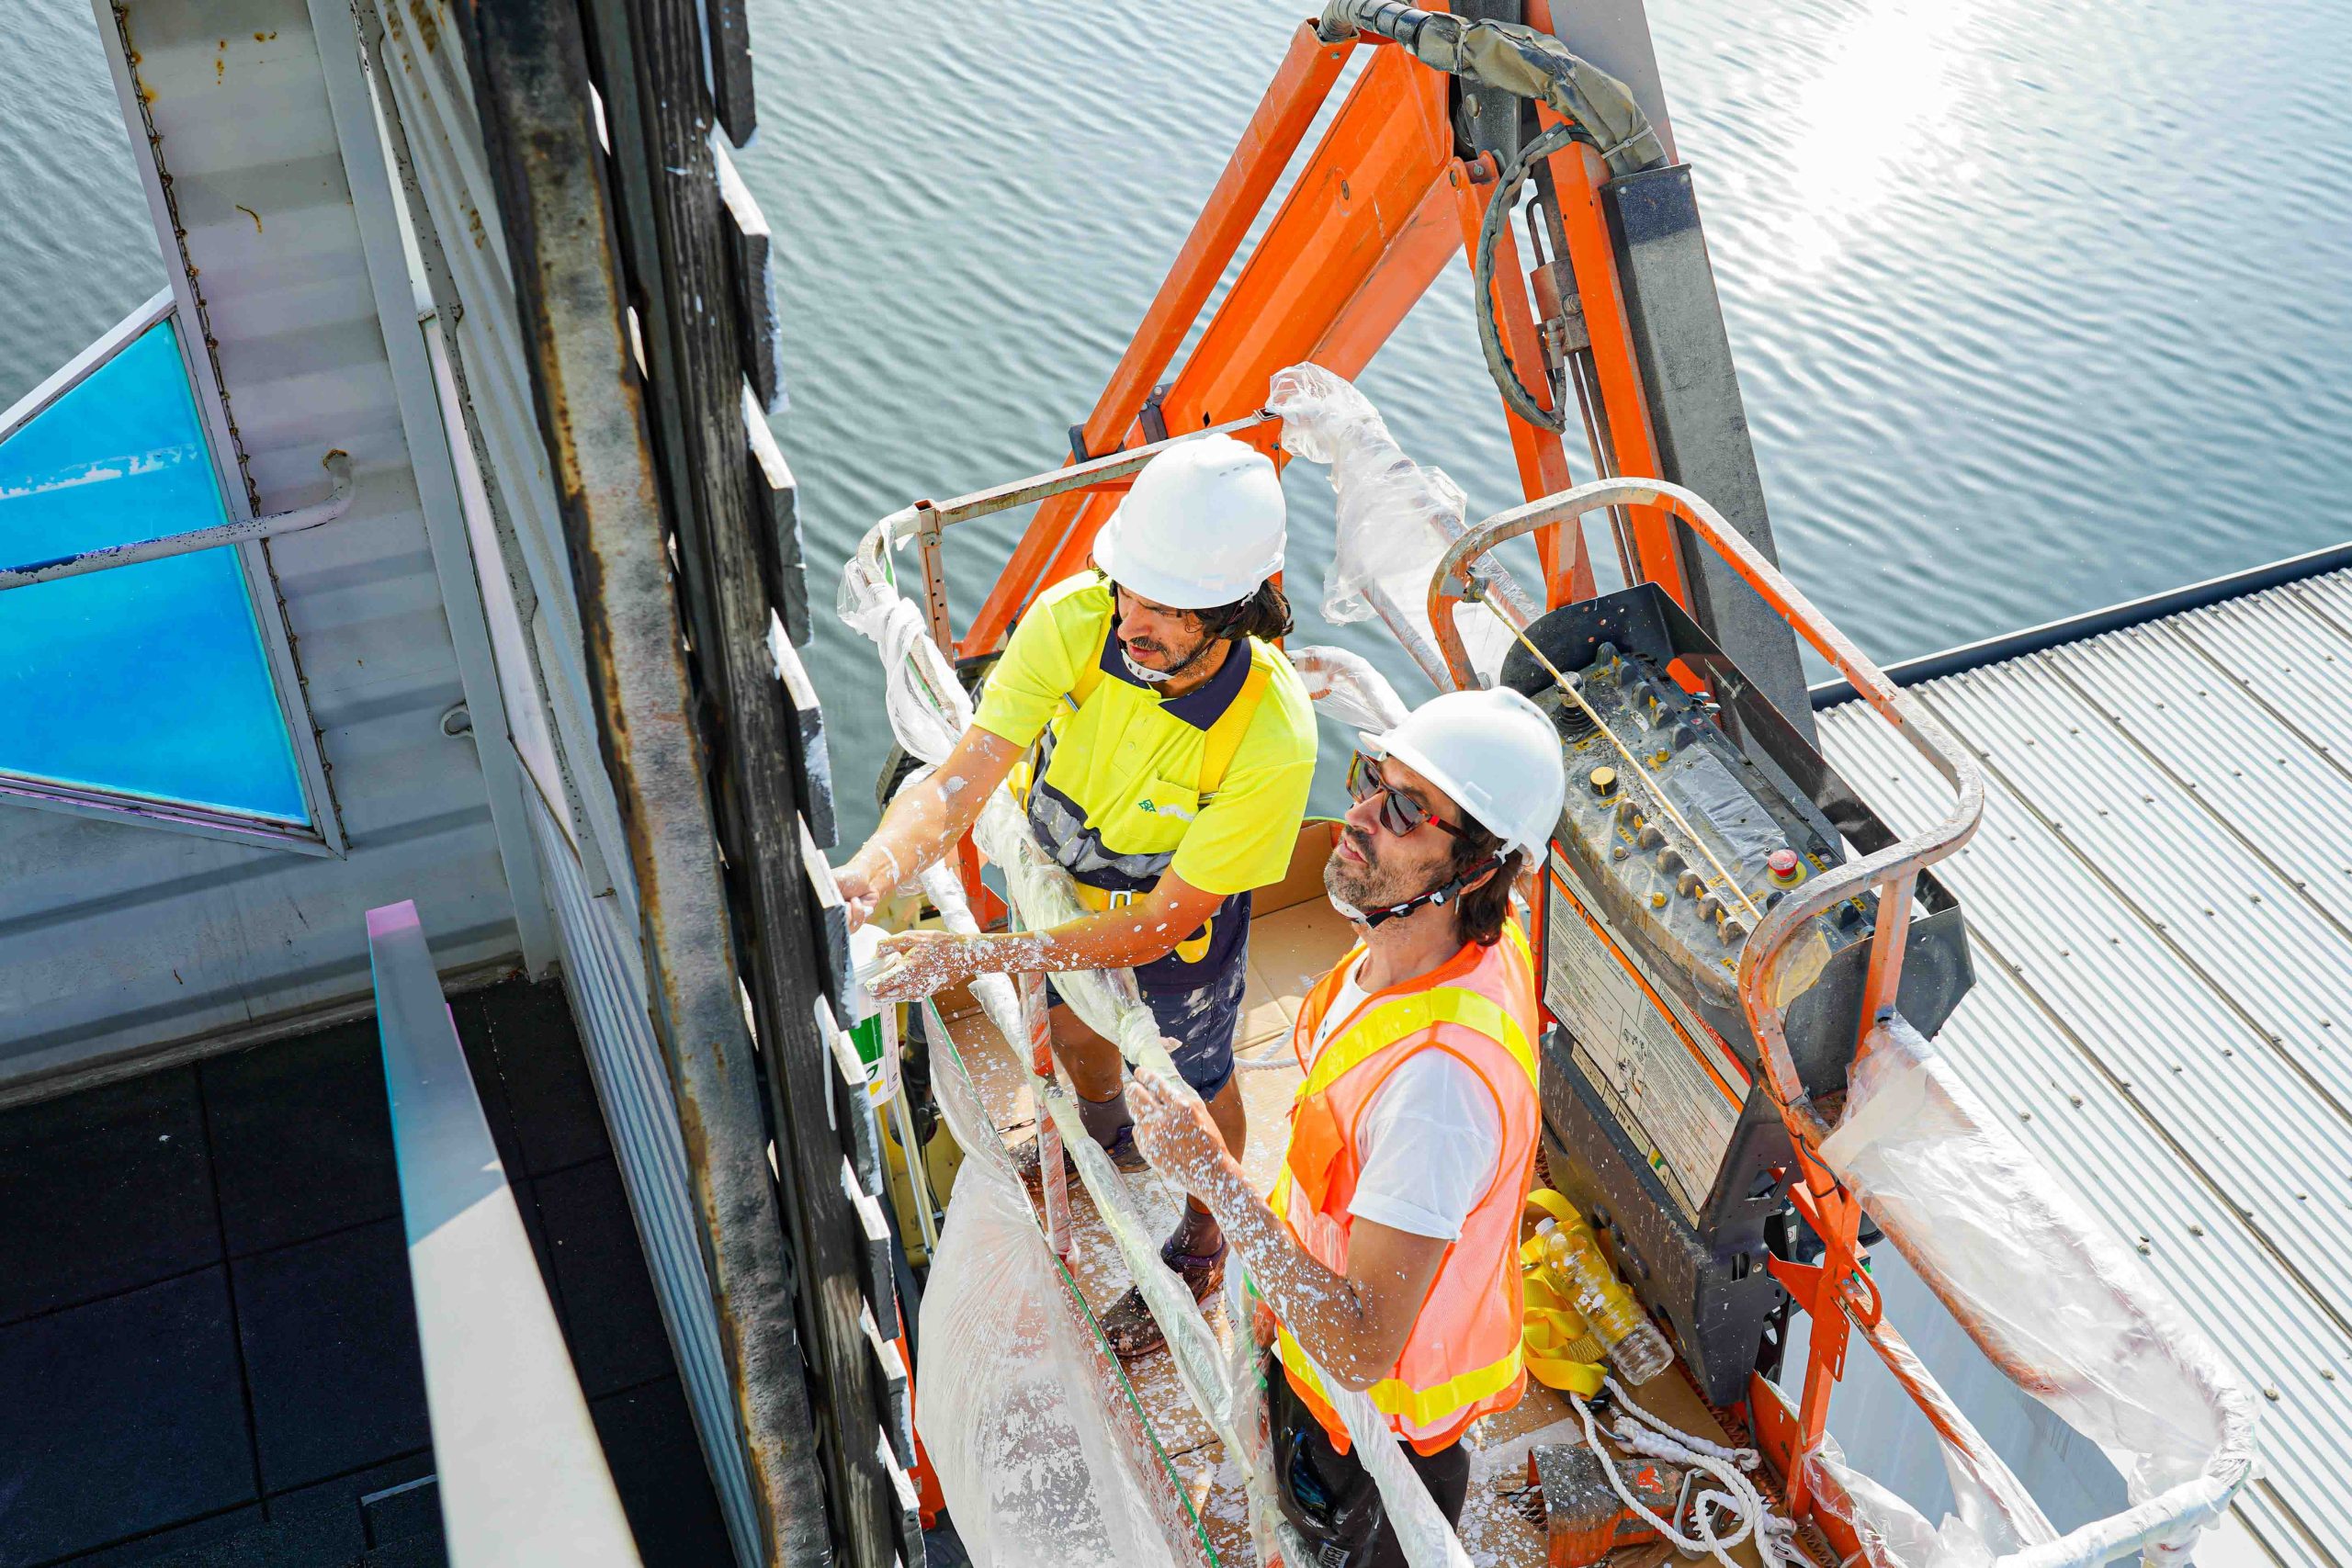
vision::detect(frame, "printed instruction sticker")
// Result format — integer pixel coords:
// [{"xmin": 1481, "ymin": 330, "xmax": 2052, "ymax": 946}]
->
[{"xmin": 1544, "ymin": 857, "xmax": 1745, "ymax": 1223}]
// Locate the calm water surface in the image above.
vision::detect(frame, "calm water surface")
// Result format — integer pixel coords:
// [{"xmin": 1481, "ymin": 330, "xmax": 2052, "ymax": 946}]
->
[{"xmin": 5, "ymin": 0, "xmax": 2348, "ymax": 842}]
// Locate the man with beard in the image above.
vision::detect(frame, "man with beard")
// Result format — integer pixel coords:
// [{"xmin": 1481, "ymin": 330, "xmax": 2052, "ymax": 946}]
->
[
  {"xmin": 1129, "ymin": 687, "xmax": 1566, "ymax": 1566},
  {"xmin": 843, "ymin": 433, "xmax": 1317, "ymax": 1356}
]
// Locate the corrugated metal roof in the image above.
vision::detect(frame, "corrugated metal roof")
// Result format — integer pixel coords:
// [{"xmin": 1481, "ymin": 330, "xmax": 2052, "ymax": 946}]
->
[{"xmin": 1819, "ymin": 567, "xmax": 2352, "ymax": 1567}]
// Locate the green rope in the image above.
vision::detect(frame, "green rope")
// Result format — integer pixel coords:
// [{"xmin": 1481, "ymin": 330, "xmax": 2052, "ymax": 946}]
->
[
  {"xmin": 1047, "ymin": 1245, "xmax": 1221, "ymax": 1565},
  {"xmin": 922, "ymin": 1002, "xmax": 1222, "ymax": 1565}
]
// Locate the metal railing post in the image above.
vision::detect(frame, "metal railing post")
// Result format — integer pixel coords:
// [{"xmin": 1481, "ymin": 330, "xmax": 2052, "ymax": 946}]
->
[
  {"xmin": 368, "ymin": 900, "xmax": 641, "ymax": 1566},
  {"xmin": 0, "ymin": 451, "xmax": 355, "ymax": 592}
]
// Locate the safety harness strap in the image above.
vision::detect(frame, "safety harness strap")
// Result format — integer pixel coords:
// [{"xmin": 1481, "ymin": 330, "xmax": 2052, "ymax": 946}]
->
[{"xmin": 1196, "ymin": 652, "xmax": 1272, "ymax": 797}]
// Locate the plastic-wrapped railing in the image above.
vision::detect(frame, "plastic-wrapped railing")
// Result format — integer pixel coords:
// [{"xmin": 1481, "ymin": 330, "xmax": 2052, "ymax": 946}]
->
[
  {"xmin": 1425, "ymin": 477, "xmax": 2257, "ymax": 1568},
  {"xmin": 840, "ymin": 509, "xmax": 1471, "ymax": 1568}
]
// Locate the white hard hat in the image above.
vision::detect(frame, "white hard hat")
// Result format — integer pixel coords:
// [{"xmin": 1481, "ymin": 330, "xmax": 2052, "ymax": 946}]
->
[
  {"xmin": 1361, "ymin": 687, "xmax": 1566, "ymax": 857},
  {"xmin": 1091, "ymin": 434, "xmax": 1284, "ymax": 610}
]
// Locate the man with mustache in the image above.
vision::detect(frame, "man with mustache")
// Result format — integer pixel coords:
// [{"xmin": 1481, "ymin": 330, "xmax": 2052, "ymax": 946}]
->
[
  {"xmin": 1130, "ymin": 687, "xmax": 1566, "ymax": 1565},
  {"xmin": 839, "ymin": 433, "xmax": 1317, "ymax": 1354}
]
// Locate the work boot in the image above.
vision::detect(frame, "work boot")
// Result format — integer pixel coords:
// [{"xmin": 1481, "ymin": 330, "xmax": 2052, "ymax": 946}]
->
[
  {"xmin": 1101, "ymin": 1232, "xmax": 1227, "ymax": 1360},
  {"xmin": 1010, "ymin": 1121, "xmax": 1148, "ymax": 1188}
]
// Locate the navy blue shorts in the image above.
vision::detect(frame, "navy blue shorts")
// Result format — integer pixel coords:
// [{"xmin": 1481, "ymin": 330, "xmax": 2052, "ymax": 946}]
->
[{"xmin": 1046, "ymin": 889, "xmax": 1252, "ymax": 1100}]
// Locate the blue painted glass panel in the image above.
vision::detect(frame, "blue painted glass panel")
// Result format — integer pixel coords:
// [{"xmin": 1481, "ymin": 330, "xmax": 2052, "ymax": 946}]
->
[{"xmin": 0, "ymin": 320, "xmax": 306, "ymax": 822}]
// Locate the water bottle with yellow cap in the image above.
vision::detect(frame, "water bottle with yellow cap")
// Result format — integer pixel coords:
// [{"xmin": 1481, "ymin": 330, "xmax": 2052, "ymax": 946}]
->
[{"xmin": 1524, "ymin": 1191, "xmax": 1673, "ymax": 1386}]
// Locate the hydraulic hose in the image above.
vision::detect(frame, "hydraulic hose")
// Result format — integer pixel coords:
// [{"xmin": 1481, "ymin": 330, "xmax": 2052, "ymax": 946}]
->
[
  {"xmin": 1315, "ymin": 0, "xmax": 1668, "ymax": 433},
  {"xmin": 1314, "ymin": 0, "xmax": 1665, "ymax": 178},
  {"xmin": 1475, "ymin": 121, "xmax": 1584, "ymax": 433},
  {"xmin": 1316, "ymin": 0, "xmax": 1446, "ymax": 53}
]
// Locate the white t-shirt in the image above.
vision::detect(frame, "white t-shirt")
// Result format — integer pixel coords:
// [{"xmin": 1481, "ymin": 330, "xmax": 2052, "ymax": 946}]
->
[{"xmin": 1306, "ymin": 954, "xmax": 1503, "ymax": 1241}]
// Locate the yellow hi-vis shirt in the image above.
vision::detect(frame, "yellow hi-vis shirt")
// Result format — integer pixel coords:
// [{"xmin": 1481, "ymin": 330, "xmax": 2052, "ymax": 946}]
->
[{"xmin": 972, "ymin": 572, "xmax": 1317, "ymax": 902}]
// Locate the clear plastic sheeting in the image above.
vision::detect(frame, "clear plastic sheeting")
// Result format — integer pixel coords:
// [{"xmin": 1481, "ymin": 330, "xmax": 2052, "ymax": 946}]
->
[
  {"xmin": 839, "ymin": 516, "xmax": 968, "ymax": 765},
  {"xmin": 918, "ymin": 1032, "xmax": 1188, "ymax": 1568},
  {"xmin": 840, "ymin": 501, "xmax": 1478, "ymax": 1567},
  {"xmin": 1289, "ymin": 644, "xmax": 1409, "ymax": 734},
  {"xmin": 1222, "ymin": 1271, "xmax": 1294, "ymax": 1568},
  {"xmin": 1816, "ymin": 1015, "xmax": 2257, "ymax": 1568},
  {"xmin": 1805, "ymin": 1432, "xmax": 2001, "ymax": 1568},
  {"xmin": 1267, "ymin": 363, "xmax": 1534, "ymax": 690}
]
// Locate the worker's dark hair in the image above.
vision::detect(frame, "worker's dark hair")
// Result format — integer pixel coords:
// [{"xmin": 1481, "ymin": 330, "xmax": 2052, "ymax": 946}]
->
[
  {"xmin": 1448, "ymin": 819, "xmax": 1521, "ymax": 948},
  {"xmin": 1194, "ymin": 578, "xmax": 1294, "ymax": 645}
]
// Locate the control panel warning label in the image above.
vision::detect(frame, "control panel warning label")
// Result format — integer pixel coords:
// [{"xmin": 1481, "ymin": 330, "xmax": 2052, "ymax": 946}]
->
[{"xmin": 1544, "ymin": 859, "xmax": 1744, "ymax": 1223}]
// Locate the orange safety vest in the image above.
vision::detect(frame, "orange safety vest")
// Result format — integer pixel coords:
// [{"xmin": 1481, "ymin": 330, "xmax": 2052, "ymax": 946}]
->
[{"xmin": 1269, "ymin": 920, "xmax": 1544, "ymax": 1455}]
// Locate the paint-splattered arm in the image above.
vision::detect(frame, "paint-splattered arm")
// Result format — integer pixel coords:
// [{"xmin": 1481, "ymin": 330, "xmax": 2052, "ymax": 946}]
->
[
  {"xmin": 1131, "ymin": 1067, "xmax": 1446, "ymax": 1390},
  {"xmin": 836, "ymin": 726, "xmax": 1019, "ymax": 930},
  {"xmin": 866, "ymin": 870, "xmax": 1225, "ymax": 998}
]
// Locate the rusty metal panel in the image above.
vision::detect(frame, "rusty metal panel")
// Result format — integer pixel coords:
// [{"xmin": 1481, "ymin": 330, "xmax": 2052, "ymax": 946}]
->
[
  {"xmin": 560, "ymin": 0, "xmax": 915, "ymax": 1553},
  {"xmin": 458, "ymin": 0, "xmax": 837, "ymax": 1560},
  {"xmin": 1817, "ymin": 570, "xmax": 2352, "ymax": 1562},
  {"xmin": 361, "ymin": 0, "xmax": 643, "ymax": 934}
]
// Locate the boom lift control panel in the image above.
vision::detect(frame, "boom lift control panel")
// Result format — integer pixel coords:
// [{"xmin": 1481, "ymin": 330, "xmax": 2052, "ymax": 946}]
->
[{"xmin": 1506, "ymin": 583, "xmax": 1974, "ymax": 1404}]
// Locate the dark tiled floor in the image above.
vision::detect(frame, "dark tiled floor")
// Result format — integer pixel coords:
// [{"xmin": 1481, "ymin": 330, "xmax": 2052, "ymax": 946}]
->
[
  {"xmin": 532, "ymin": 1160, "xmax": 673, "ymax": 1400},
  {"xmin": 202, "ymin": 1023, "xmax": 401, "ymax": 1260},
  {"xmin": 0, "ymin": 1272, "xmax": 253, "ymax": 1566},
  {"xmin": 452, "ymin": 982, "xmax": 607, "ymax": 1179},
  {"xmin": 0, "ymin": 978, "xmax": 730, "ymax": 1568},
  {"xmin": 234, "ymin": 1221, "xmax": 430, "ymax": 1495},
  {"xmin": 589, "ymin": 1378, "xmax": 737, "ymax": 1568},
  {"xmin": 0, "ymin": 1072, "xmax": 215, "ymax": 1325}
]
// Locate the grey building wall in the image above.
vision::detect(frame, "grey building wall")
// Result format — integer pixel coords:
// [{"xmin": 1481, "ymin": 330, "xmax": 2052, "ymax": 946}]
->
[{"xmin": 0, "ymin": 0, "xmax": 546, "ymax": 1098}]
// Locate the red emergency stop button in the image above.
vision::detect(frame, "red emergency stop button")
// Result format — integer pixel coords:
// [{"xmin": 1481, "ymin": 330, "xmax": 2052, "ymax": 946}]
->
[{"xmin": 1767, "ymin": 848, "xmax": 1804, "ymax": 886}]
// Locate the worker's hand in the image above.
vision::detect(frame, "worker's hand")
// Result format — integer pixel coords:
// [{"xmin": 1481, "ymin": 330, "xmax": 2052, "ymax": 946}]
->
[
  {"xmin": 865, "ymin": 929, "xmax": 988, "ymax": 1002},
  {"xmin": 835, "ymin": 863, "xmax": 881, "ymax": 933},
  {"xmin": 1129, "ymin": 1064, "xmax": 1228, "ymax": 1194},
  {"xmin": 834, "ymin": 842, "xmax": 907, "ymax": 933}
]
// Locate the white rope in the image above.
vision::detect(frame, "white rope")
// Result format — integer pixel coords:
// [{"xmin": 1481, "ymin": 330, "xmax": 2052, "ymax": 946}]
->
[
  {"xmin": 1571, "ymin": 1377, "xmax": 1786, "ymax": 1568},
  {"xmin": 1606, "ymin": 1375, "xmax": 1760, "ymax": 1472}
]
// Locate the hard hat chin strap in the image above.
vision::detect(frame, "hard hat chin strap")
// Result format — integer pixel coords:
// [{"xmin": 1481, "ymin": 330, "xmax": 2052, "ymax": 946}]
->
[
  {"xmin": 1120, "ymin": 630, "xmax": 1222, "ymax": 685},
  {"xmin": 1336, "ymin": 854, "xmax": 1503, "ymax": 931}
]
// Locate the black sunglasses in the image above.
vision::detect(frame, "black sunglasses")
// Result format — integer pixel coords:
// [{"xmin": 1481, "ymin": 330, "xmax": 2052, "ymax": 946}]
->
[{"xmin": 1346, "ymin": 753, "xmax": 1463, "ymax": 840}]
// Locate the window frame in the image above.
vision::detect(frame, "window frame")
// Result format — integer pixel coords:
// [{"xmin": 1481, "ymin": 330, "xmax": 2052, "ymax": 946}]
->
[{"xmin": 0, "ymin": 288, "xmax": 345, "ymax": 856}]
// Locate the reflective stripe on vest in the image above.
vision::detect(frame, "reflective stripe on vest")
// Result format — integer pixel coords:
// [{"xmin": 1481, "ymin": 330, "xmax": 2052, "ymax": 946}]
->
[
  {"xmin": 1296, "ymin": 974, "xmax": 1537, "ymax": 1103},
  {"xmin": 1271, "ymin": 923, "xmax": 1542, "ymax": 1450},
  {"xmin": 1273, "ymin": 1319, "xmax": 1526, "ymax": 1431}
]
